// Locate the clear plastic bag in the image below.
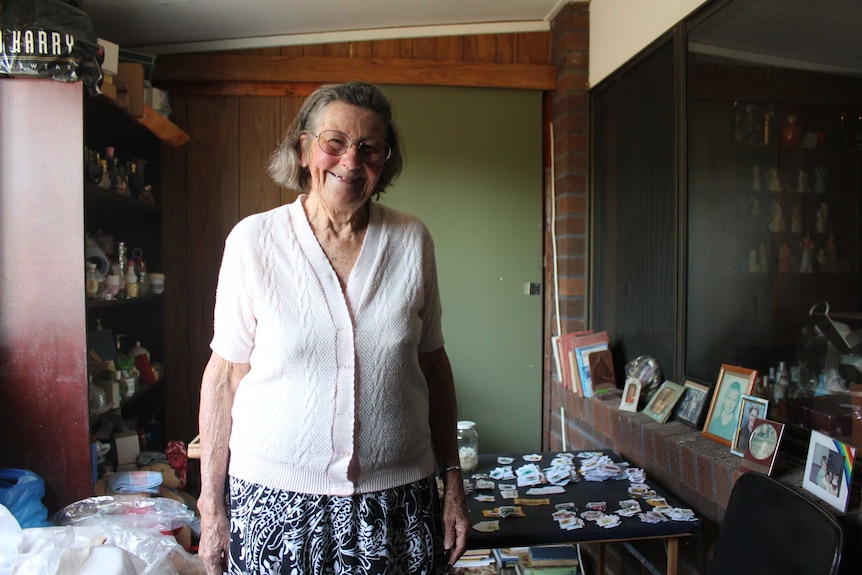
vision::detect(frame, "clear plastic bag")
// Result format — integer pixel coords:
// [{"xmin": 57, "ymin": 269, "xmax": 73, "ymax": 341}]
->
[
  {"xmin": 1, "ymin": 499, "xmax": 204, "ymax": 575},
  {"xmin": 51, "ymin": 496, "xmax": 194, "ymax": 533}
]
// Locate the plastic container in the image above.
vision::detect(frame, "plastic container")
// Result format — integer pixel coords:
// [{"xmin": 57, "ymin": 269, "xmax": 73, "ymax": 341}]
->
[
  {"xmin": 457, "ymin": 420, "xmax": 479, "ymax": 473},
  {"xmin": 148, "ymin": 273, "xmax": 165, "ymax": 294}
]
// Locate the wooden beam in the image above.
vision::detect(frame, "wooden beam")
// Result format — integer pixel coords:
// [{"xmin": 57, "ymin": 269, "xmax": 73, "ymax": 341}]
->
[{"xmin": 154, "ymin": 54, "xmax": 556, "ymax": 91}]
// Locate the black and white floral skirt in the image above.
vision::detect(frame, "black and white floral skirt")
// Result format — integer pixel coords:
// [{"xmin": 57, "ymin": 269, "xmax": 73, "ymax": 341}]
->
[{"xmin": 228, "ymin": 475, "xmax": 446, "ymax": 575}]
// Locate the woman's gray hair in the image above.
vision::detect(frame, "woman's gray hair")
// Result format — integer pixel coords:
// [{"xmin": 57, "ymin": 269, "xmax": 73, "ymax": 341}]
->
[{"xmin": 267, "ymin": 81, "xmax": 404, "ymax": 195}]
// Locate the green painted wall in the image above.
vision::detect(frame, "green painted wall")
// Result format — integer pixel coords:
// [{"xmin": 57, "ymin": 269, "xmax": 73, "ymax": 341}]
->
[{"xmin": 379, "ymin": 85, "xmax": 544, "ymax": 453}]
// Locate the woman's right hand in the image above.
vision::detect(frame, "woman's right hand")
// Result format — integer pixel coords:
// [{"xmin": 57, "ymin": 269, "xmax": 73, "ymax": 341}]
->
[{"xmin": 198, "ymin": 503, "xmax": 230, "ymax": 575}]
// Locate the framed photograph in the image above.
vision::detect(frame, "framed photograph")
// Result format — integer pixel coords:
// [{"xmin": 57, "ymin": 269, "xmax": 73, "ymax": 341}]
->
[
  {"xmin": 619, "ymin": 378, "xmax": 641, "ymax": 412},
  {"xmin": 588, "ymin": 348, "xmax": 617, "ymax": 396},
  {"xmin": 802, "ymin": 430, "xmax": 857, "ymax": 512},
  {"xmin": 740, "ymin": 418, "xmax": 785, "ymax": 476},
  {"xmin": 673, "ymin": 379, "xmax": 711, "ymax": 428},
  {"xmin": 643, "ymin": 381, "xmax": 684, "ymax": 423},
  {"xmin": 702, "ymin": 364, "xmax": 757, "ymax": 446},
  {"xmin": 574, "ymin": 340, "xmax": 609, "ymax": 397},
  {"xmin": 731, "ymin": 395, "xmax": 770, "ymax": 456}
]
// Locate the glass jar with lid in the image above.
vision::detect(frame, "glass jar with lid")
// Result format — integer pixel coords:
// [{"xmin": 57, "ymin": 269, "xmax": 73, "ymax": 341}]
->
[{"xmin": 457, "ymin": 420, "xmax": 479, "ymax": 473}]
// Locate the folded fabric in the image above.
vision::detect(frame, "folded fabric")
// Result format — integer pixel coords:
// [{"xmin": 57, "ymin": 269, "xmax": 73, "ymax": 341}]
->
[{"xmin": 106, "ymin": 471, "xmax": 163, "ymax": 494}]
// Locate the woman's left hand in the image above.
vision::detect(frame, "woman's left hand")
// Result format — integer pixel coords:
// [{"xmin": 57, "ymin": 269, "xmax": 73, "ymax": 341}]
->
[{"xmin": 441, "ymin": 469, "xmax": 470, "ymax": 566}]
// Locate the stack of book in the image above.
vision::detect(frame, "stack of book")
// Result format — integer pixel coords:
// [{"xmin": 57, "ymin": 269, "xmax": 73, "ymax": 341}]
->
[
  {"xmin": 519, "ymin": 545, "xmax": 581, "ymax": 575},
  {"xmin": 451, "ymin": 549, "xmax": 496, "ymax": 574}
]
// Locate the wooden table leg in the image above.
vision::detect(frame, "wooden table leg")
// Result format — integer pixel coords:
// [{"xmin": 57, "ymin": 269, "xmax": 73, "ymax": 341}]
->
[
  {"xmin": 667, "ymin": 537, "xmax": 679, "ymax": 575},
  {"xmin": 597, "ymin": 542, "xmax": 605, "ymax": 574}
]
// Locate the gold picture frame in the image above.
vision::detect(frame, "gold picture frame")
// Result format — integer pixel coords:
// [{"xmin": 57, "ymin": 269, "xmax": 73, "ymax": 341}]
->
[{"xmin": 702, "ymin": 364, "xmax": 757, "ymax": 446}]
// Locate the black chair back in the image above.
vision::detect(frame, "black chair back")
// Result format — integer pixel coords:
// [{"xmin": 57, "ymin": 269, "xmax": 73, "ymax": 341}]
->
[{"xmin": 709, "ymin": 471, "xmax": 843, "ymax": 575}]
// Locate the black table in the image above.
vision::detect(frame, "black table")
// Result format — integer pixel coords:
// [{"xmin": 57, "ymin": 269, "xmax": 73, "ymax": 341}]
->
[{"xmin": 464, "ymin": 451, "xmax": 700, "ymax": 575}]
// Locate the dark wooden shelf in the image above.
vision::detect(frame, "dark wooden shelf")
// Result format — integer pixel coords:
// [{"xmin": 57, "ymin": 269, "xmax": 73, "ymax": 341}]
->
[
  {"xmin": 86, "ymin": 293, "xmax": 162, "ymax": 309},
  {"xmin": 85, "ymin": 93, "xmax": 189, "ymax": 147},
  {"xmin": 84, "ymin": 182, "xmax": 159, "ymax": 213}
]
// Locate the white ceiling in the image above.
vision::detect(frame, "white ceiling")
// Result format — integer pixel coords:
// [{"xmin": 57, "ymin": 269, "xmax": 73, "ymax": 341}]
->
[{"xmin": 83, "ymin": 0, "xmax": 567, "ymax": 54}]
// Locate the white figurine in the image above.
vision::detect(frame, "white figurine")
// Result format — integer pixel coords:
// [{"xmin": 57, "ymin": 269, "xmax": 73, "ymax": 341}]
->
[
  {"xmin": 797, "ymin": 170, "xmax": 808, "ymax": 193},
  {"xmin": 768, "ymin": 169, "xmax": 782, "ymax": 192},
  {"xmin": 817, "ymin": 249, "xmax": 827, "ymax": 270},
  {"xmin": 748, "ymin": 249, "xmax": 760, "ymax": 273},
  {"xmin": 816, "ymin": 202, "xmax": 829, "ymax": 233},
  {"xmin": 748, "ymin": 197, "xmax": 761, "ymax": 217},
  {"xmin": 768, "ymin": 201, "xmax": 786, "ymax": 233}
]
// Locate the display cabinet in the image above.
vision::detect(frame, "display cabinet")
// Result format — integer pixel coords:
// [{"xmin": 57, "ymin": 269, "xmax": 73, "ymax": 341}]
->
[
  {"xmin": 84, "ymin": 94, "xmax": 188, "ymax": 463},
  {"xmin": 687, "ymin": 72, "xmax": 862, "ymax": 440}
]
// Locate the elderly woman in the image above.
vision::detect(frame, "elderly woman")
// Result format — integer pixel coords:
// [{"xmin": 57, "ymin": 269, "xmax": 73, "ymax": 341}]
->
[{"xmin": 197, "ymin": 81, "xmax": 469, "ymax": 575}]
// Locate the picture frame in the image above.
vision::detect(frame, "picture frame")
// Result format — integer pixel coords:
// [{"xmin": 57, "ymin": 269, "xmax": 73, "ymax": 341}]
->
[
  {"xmin": 730, "ymin": 395, "xmax": 770, "ymax": 456},
  {"xmin": 643, "ymin": 380, "xmax": 684, "ymax": 423},
  {"xmin": 673, "ymin": 379, "xmax": 711, "ymax": 428},
  {"xmin": 619, "ymin": 378, "xmax": 641, "ymax": 412},
  {"xmin": 802, "ymin": 430, "xmax": 857, "ymax": 512},
  {"xmin": 702, "ymin": 364, "xmax": 757, "ymax": 446},
  {"xmin": 740, "ymin": 418, "xmax": 785, "ymax": 476},
  {"xmin": 574, "ymin": 340, "xmax": 610, "ymax": 397},
  {"xmin": 588, "ymin": 348, "xmax": 617, "ymax": 396}
]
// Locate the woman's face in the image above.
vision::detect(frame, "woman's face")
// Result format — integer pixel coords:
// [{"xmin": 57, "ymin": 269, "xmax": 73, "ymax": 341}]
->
[
  {"xmin": 300, "ymin": 101, "xmax": 387, "ymax": 212},
  {"xmin": 747, "ymin": 407, "xmax": 759, "ymax": 428},
  {"xmin": 723, "ymin": 388, "xmax": 740, "ymax": 413}
]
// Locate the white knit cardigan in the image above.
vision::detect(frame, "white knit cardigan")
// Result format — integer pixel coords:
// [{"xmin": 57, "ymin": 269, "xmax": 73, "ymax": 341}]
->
[{"xmin": 211, "ymin": 195, "xmax": 444, "ymax": 496}]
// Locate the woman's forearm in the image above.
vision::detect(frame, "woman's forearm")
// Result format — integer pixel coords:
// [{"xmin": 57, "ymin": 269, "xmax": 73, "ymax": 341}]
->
[{"xmin": 198, "ymin": 353, "xmax": 248, "ymax": 512}]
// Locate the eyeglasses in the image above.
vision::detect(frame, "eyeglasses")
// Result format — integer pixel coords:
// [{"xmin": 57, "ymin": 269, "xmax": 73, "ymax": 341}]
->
[{"xmin": 310, "ymin": 130, "xmax": 392, "ymax": 164}]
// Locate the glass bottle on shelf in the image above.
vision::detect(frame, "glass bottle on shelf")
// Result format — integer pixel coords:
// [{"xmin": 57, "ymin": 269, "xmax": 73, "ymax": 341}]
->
[
  {"xmin": 124, "ymin": 260, "xmax": 138, "ymax": 298},
  {"xmin": 85, "ymin": 262, "xmax": 100, "ymax": 299},
  {"xmin": 457, "ymin": 420, "xmax": 479, "ymax": 473},
  {"xmin": 97, "ymin": 159, "xmax": 111, "ymax": 189}
]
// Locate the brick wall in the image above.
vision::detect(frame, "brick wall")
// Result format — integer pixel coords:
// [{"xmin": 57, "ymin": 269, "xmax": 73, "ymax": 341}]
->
[{"xmin": 549, "ymin": 2, "xmax": 589, "ymax": 337}]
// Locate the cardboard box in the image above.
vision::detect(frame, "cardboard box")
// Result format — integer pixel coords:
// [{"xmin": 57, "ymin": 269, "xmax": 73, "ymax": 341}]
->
[
  {"xmin": 115, "ymin": 62, "xmax": 145, "ymax": 117},
  {"xmin": 98, "ymin": 38, "xmax": 119, "ymax": 75},
  {"xmin": 101, "ymin": 75, "xmax": 117, "ymax": 100},
  {"xmin": 114, "ymin": 430, "xmax": 140, "ymax": 465}
]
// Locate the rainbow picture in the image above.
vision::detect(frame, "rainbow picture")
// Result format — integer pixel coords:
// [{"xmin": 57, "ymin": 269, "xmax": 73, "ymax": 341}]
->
[{"xmin": 832, "ymin": 438, "xmax": 857, "ymax": 486}]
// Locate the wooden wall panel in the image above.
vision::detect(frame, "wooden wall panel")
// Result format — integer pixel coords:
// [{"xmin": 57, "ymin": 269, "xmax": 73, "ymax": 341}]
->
[
  {"xmin": 414, "ymin": 36, "xmax": 462, "ymax": 60},
  {"xmin": 239, "ymin": 97, "xmax": 283, "ymax": 218},
  {"xmin": 372, "ymin": 38, "xmax": 413, "ymax": 59},
  {"xmin": 185, "ymin": 97, "xmax": 241, "ymax": 438},
  {"xmin": 155, "ymin": 32, "xmax": 555, "ymax": 93},
  {"xmin": 463, "ymin": 35, "xmax": 499, "ymax": 63},
  {"xmin": 519, "ymin": 32, "xmax": 550, "ymax": 64},
  {"xmin": 162, "ymin": 97, "xmax": 193, "ymax": 444},
  {"xmin": 496, "ymin": 34, "xmax": 517, "ymax": 64}
]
